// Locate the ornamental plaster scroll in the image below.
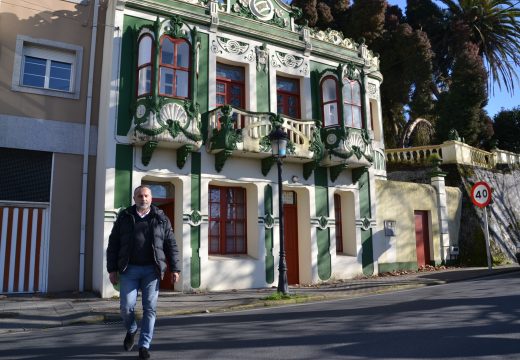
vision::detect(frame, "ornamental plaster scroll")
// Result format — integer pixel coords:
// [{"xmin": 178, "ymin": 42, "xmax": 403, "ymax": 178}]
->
[
  {"xmin": 301, "ymin": 28, "xmax": 312, "ymax": 55},
  {"xmin": 232, "ymin": 0, "xmax": 289, "ymax": 28},
  {"xmin": 308, "ymin": 29, "xmax": 380, "ymax": 69},
  {"xmin": 342, "ymin": 63, "xmax": 361, "ymax": 82},
  {"xmin": 256, "ymin": 45, "xmax": 269, "ymax": 72},
  {"xmin": 209, "ymin": 0, "xmax": 219, "ymax": 31},
  {"xmin": 367, "ymin": 83, "xmax": 379, "ymax": 100},
  {"xmin": 310, "ymin": 29, "xmax": 357, "ymax": 50},
  {"xmin": 211, "ymin": 36, "xmax": 255, "ymax": 63},
  {"xmin": 310, "ymin": 216, "xmax": 334, "ymax": 230},
  {"xmin": 160, "ymin": 18, "xmax": 191, "ymax": 39},
  {"xmin": 271, "ymin": 51, "xmax": 309, "ymax": 75},
  {"xmin": 356, "ymin": 217, "xmax": 376, "ymax": 231},
  {"xmin": 128, "ymin": 102, "xmax": 202, "ymax": 149}
]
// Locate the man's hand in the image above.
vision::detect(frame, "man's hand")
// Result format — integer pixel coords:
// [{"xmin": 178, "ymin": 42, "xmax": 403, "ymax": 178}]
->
[
  {"xmin": 171, "ymin": 272, "xmax": 180, "ymax": 285},
  {"xmin": 109, "ymin": 272, "xmax": 118, "ymax": 285}
]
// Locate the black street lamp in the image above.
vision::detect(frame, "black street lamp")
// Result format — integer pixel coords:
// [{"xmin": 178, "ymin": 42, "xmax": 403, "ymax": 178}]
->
[{"xmin": 269, "ymin": 125, "xmax": 289, "ymax": 294}]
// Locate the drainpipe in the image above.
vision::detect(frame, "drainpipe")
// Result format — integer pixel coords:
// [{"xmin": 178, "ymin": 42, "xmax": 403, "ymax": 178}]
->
[{"xmin": 79, "ymin": 0, "xmax": 101, "ymax": 292}]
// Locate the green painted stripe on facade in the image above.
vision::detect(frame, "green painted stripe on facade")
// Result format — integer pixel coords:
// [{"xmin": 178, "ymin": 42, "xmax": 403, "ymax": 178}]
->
[
  {"xmin": 314, "ymin": 166, "xmax": 328, "ymax": 188},
  {"xmin": 264, "ymin": 184, "xmax": 274, "ymax": 284},
  {"xmin": 118, "ymin": 16, "xmax": 152, "ymax": 136},
  {"xmin": 256, "ymin": 68, "xmax": 269, "ymax": 112},
  {"xmin": 314, "ymin": 167, "xmax": 331, "ymax": 280},
  {"xmin": 317, "ymin": 228, "xmax": 331, "ymax": 280},
  {"xmin": 198, "ymin": 33, "xmax": 210, "ymax": 142},
  {"xmin": 190, "ymin": 226, "xmax": 201, "ymax": 288},
  {"xmin": 114, "ymin": 144, "xmax": 133, "ymax": 209},
  {"xmin": 353, "ymin": 168, "xmax": 374, "ymax": 275},
  {"xmin": 190, "ymin": 152, "xmax": 201, "ymax": 288},
  {"xmin": 378, "ymin": 262, "xmax": 418, "ymax": 273}
]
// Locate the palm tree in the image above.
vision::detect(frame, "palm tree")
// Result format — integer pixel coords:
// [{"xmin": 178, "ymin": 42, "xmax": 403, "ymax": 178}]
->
[{"xmin": 439, "ymin": 0, "xmax": 520, "ymax": 94}]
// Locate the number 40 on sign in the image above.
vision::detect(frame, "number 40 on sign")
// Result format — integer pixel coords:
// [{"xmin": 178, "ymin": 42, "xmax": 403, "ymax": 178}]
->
[{"xmin": 470, "ymin": 181, "xmax": 492, "ymax": 208}]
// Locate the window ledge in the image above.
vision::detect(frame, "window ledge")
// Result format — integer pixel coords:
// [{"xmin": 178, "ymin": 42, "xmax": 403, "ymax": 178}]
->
[{"xmin": 208, "ymin": 254, "xmax": 255, "ymax": 261}]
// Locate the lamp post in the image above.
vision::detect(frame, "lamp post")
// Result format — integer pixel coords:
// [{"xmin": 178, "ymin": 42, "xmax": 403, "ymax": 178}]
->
[{"xmin": 269, "ymin": 125, "xmax": 289, "ymax": 294}]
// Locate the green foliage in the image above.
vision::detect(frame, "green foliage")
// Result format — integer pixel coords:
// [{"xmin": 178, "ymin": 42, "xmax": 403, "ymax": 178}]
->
[
  {"xmin": 291, "ymin": 0, "xmax": 520, "ymax": 149},
  {"xmin": 263, "ymin": 292, "xmax": 300, "ymax": 301},
  {"xmin": 436, "ymin": 42, "xmax": 488, "ymax": 145},
  {"xmin": 493, "ymin": 106, "xmax": 520, "ymax": 152},
  {"xmin": 409, "ymin": 122, "xmax": 435, "ymax": 147},
  {"xmin": 438, "ymin": 0, "xmax": 520, "ymax": 94}
]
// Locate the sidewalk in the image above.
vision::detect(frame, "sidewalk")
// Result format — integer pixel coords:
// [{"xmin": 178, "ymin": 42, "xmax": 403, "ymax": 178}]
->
[{"xmin": 1, "ymin": 265, "xmax": 518, "ymax": 334}]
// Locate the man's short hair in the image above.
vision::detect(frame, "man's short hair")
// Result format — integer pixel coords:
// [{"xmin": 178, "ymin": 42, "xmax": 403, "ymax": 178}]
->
[{"xmin": 134, "ymin": 185, "xmax": 152, "ymax": 196}]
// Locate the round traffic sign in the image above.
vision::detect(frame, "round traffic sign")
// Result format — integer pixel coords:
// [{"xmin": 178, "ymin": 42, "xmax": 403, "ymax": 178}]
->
[{"xmin": 470, "ymin": 181, "xmax": 492, "ymax": 208}]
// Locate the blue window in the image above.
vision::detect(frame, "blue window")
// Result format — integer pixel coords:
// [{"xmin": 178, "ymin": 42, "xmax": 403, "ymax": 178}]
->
[{"xmin": 22, "ymin": 56, "xmax": 72, "ymax": 92}]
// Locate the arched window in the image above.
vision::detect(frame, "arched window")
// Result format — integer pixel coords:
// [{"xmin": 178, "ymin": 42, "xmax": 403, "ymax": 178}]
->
[
  {"xmin": 159, "ymin": 36, "xmax": 190, "ymax": 98},
  {"xmin": 321, "ymin": 76, "xmax": 339, "ymax": 127},
  {"xmin": 343, "ymin": 80, "xmax": 362, "ymax": 128},
  {"xmin": 137, "ymin": 34, "xmax": 153, "ymax": 96}
]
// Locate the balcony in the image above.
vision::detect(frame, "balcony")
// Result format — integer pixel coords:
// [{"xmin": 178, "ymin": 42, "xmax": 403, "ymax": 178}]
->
[
  {"xmin": 320, "ymin": 126, "xmax": 375, "ymax": 180},
  {"xmin": 207, "ymin": 105, "xmax": 323, "ymax": 175},
  {"xmin": 206, "ymin": 105, "xmax": 378, "ymax": 179},
  {"xmin": 127, "ymin": 99, "xmax": 203, "ymax": 168}
]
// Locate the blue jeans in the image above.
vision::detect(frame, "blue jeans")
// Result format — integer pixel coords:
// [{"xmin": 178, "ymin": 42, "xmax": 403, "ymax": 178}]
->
[{"xmin": 119, "ymin": 264, "xmax": 159, "ymax": 349}]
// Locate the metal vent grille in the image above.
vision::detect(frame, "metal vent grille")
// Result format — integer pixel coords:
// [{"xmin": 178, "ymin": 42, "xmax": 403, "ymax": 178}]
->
[{"xmin": 0, "ymin": 147, "xmax": 52, "ymax": 202}]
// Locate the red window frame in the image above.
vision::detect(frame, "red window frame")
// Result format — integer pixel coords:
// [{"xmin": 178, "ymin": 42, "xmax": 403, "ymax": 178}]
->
[
  {"xmin": 320, "ymin": 75, "xmax": 340, "ymax": 127},
  {"xmin": 276, "ymin": 76, "xmax": 300, "ymax": 118},
  {"xmin": 334, "ymin": 194, "xmax": 343, "ymax": 253},
  {"xmin": 216, "ymin": 63, "xmax": 245, "ymax": 109},
  {"xmin": 343, "ymin": 80, "xmax": 363, "ymax": 129},
  {"xmin": 136, "ymin": 34, "xmax": 154, "ymax": 97},
  {"xmin": 208, "ymin": 186, "xmax": 247, "ymax": 255},
  {"xmin": 158, "ymin": 35, "xmax": 191, "ymax": 99},
  {"xmin": 216, "ymin": 63, "xmax": 245, "ymax": 128}
]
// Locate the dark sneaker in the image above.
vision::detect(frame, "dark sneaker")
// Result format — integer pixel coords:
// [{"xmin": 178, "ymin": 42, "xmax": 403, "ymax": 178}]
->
[
  {"xmin": 138, "ymin": 347, "xmax": 151, "ymax": 359},
  {"xmin": 123, "ymin": 330, "xmax": 137, "ymax": 351}
]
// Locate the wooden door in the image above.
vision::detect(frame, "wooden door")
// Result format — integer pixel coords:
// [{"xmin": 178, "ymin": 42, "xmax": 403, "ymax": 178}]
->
[
  {"xmin": 158, "ymin": 202, "xmax": 175, "ymax": 291},
  {"xmin": 414, "ymin": 210, "xmax": 431, "ymax": 267},
  {"xmin": 283, "ymin": 192, "xmax": 299, "ymax": 284}
]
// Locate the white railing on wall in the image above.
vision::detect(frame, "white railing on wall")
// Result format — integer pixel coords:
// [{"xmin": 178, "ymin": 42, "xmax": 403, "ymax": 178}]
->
[{"xmin": 386, "ymin": 140, "xmax": 520, "ymax": 169}]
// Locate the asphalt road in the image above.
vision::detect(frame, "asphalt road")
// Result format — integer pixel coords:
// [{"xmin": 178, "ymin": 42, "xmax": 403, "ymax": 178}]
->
[{"xmin": 1, "ymin": 272, "xmax": 519, "ymax": 360}]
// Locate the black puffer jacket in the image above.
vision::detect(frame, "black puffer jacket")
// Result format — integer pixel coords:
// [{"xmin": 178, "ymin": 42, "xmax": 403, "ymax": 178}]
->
[{"xmin": 106, "ymin": 205, "xmax": 180, "ymax": 278}]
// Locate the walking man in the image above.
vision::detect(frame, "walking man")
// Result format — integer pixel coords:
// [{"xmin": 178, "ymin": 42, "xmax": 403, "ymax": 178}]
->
[{"xmin": 107, "ymin": 185, "xmax": 180, "ymax": 359}]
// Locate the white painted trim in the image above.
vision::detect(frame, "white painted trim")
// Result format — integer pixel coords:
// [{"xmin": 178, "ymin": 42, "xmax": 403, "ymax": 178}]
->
[
  {"xmin": 39, "ymin": 207, "xmax": 51, "ymax": 292},
  {"xmin": 11, "ymin": 35, "xmax": 83, "ymax": 99}
]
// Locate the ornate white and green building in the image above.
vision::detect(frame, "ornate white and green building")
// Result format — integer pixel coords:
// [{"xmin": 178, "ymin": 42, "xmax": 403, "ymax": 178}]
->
[{"xmin": 93, "ymin": 0, "xmax": 387, "ymax": 297}]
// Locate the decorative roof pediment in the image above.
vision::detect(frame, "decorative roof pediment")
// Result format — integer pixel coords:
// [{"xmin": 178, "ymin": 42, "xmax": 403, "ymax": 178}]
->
[{"xmin": 226, "ymin": 0, "xmax": 300, "ymax": 29}]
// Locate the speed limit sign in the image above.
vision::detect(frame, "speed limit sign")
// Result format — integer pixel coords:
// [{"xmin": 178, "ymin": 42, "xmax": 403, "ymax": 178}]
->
[{"xmin": 470, "ymin": 181, "xmax": 492, "ymax": 208}]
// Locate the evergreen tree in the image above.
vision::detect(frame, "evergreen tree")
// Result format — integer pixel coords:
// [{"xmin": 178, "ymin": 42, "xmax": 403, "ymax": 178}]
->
[
  {"xmin": 435, "ymin": 41, "xmax": 488, "ymax": 146},
  {"xmin": 291, "ymin": 0, "xmax": 520, "ymax": 148},
  {"xmin": 493, "ymin": 107, "xmax": 520, "ymax": 152}
]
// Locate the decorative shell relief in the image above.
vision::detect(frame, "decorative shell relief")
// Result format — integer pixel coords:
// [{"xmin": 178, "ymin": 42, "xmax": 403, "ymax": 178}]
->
[
  {"xmin": 132, "ymin": 103, "xmax": 201, "ymax": 145},
  {"xmin": 347, "ymin": 131, "xmax": 368, "ymax": 150},
  {"xmin": 160, "ymin": 102, "xmax": 188, "ymax": 127}
]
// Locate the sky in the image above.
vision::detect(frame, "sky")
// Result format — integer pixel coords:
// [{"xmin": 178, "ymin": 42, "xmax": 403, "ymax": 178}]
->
[{"xmin": 387, "ymin": 0, "xmax": 520, "ymax": 118}]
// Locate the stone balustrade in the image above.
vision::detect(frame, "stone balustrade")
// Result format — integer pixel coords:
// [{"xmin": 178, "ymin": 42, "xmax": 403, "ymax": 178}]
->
[
  {"xmin": 207, "ymin": 107, "xmax": 317, "ymax": 159},
  {"xmin": 386, "ymin": 140, "xmax": 520, "ymax": 169}
]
